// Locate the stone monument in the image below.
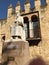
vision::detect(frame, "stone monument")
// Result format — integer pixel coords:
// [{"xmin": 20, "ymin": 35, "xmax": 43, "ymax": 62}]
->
[
  {"xmin": 10, "ymin": 11, "xmax": 26, "ymax": 41},
  {"xmin": 2, "ymin": 11, "xmax": 30, "ymax": 65}
]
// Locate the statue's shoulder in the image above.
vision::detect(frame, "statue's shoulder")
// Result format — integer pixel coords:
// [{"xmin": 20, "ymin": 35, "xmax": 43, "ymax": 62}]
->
[
  {"xmin": 20, "ymin": 16, "xmax": 23, "ymax": 20},
  {"xmin": 18, "ymin": 16, "xmax": 23, "ymax": 20}
]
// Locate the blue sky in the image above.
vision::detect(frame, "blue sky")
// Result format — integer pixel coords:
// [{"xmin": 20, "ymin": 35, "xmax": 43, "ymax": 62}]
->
[
  {"xmin": 0, "ymin": 0, "xmax": 24, "ymax": 19},
  {"xmin": 0, "ymin": 0, "xmax": 46, "ymax": 19}
]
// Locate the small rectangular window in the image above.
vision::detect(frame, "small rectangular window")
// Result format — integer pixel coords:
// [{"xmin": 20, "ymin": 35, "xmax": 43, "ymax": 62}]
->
[{"xmin": 40, "ymin": 0, "xmax": 47, "ymax": 7}]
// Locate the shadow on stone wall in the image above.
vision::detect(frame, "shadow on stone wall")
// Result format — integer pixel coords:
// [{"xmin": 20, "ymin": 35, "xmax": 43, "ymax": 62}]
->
[
  {"xmin": 29, "ymin": 57, "xmax": 46, "ymax": 65},
  {"xmin": 2, "ymin": 59, "xmax": 9, "ymax": 65}
]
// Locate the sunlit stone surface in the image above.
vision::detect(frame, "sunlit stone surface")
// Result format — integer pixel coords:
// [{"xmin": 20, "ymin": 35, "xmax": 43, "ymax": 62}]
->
[{"xmin": 2, "ymin": 38, "xmax": 29, "ymax": 65}]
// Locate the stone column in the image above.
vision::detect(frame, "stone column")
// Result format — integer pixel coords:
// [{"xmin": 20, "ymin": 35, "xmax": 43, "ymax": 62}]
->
[{"xmin": 29, "ymin": 21, "xmax": 34, "ymax": 38}]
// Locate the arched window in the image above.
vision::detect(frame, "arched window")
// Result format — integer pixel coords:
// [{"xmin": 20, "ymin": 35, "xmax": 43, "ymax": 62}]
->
[
  {"xmin": 31, "ymin": 15, "xmax": 40, "ymax": 38},
  {"xmin": 23, "ymin": 17, "xmax": 29, "ymax": 39}
]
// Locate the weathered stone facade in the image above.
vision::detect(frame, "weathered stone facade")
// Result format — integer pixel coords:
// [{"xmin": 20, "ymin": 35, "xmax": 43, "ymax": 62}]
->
[{"xmin": 0, "ymin": 0, "xmax": 49, "ymax": 64}]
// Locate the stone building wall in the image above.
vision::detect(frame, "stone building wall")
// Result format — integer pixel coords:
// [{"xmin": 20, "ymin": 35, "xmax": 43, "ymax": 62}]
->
[
  {"xmin": 29, "ymin": 0, "xmax": 49, "ymax": 64},
  {"xmin": 0, "ymin": 0, "xmax": 49, "ymax": 64},
  {"xmin": 0, "ymin": 19, "xmax": 6, "ymax": 63}
]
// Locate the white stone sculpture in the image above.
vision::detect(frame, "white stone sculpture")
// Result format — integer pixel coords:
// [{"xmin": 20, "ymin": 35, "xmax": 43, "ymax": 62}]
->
[{"xmin": 15, "ymin": 11, "xmax": 26, "ymax": 41}]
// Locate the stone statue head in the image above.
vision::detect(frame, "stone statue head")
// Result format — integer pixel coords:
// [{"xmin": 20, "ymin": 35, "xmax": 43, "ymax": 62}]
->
[{"xmin": 16, "ymin": 11, "xmax": 20, "ymax": 17}]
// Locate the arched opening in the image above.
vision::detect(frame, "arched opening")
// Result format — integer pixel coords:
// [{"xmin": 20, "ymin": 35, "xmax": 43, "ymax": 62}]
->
[
  {"xmin": 24, "ymin": 17, "xmax": 29, "ymax": 23},
  {"xmin": 23, "ymin": 17, "xmax": 29, "ymax": 39},
  {"xmin": 31, "ymin": 15, "xmax": 39, "ymax": 22},
  {"xmin": 31, "ymin": 15, "xmax": 40, "ymax": 38}
]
